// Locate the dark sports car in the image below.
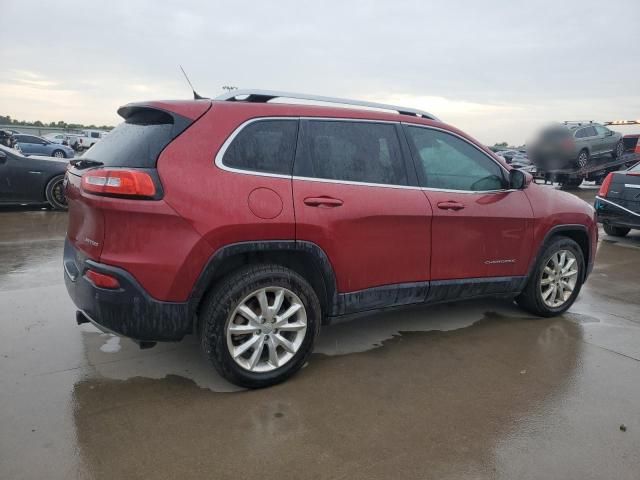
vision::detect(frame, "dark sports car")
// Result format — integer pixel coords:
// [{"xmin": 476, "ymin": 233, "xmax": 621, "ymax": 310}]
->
[{"xmin": 0, "ymin": 144, "xmax": 68, "ymax": 210}]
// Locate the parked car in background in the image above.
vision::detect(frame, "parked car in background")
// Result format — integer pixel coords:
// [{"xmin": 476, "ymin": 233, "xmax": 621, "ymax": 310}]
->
[
  {"xmin": 528, "ymin": 122, "xmax": 624, "ymax": 171},
  {"xmin": 71, "ymin": 129, "xmax": 108, "ymax": 151},
  {"xmin": 0, "ymin": 144, "xmax": 68, "ymax": 209},
  {"xmin": 63, "ymin": 90, "xmax": 597, "ymax": 388},
  {"xmin": 13, "ymin": 134, "xmax": 75, "ymax": 158},
  {"xmin": 43, "ymin": 132, "xmax": 82, "ymax": 146},
  {"xmin": 595, "ymin": 161, "xmax": 640, "ymax": 237}
]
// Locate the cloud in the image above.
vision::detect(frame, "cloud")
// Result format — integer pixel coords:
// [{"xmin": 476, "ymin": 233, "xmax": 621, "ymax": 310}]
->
[{"xmin": 0, "ymin": 0, "xmax": 638, "ymax": 143}]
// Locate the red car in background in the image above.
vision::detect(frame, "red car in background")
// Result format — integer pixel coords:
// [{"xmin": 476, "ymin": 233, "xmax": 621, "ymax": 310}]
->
[{"xmin": 63, "ymin": 90, "xmax": 597, "ymax": 387}]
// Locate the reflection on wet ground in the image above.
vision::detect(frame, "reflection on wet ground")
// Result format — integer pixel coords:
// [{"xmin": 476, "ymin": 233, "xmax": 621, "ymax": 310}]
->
[{"xmin": 1, "ymin": 188, "xmax": 640, "ymax": 479}]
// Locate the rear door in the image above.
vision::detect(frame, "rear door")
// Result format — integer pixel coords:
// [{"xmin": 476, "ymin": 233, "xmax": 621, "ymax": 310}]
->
[
  {"xmin": 0, "ymin": 148, "xmax": 43, "ymax": 202},
  {"xmin": 403, "ymin": 124, "xmax": 533, "ymax": 285},
  {"xmin": 292, "ymin": 119, "xmax": 432, "ymax": 304},
  {"xmin": 595, "ymin": 125, "xmax": 616, "ymax": 155}
]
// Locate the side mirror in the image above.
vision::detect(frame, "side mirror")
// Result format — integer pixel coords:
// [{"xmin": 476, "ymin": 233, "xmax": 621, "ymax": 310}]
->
[
  {"xmin": 606, "ymin": 131, "xmax": 614, "ymax": 136},
  {"xmin": 509, "ymin": 169, "xmax": 527, "ymax": 189}
]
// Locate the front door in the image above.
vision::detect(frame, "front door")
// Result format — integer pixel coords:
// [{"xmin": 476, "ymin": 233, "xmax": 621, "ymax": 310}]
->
[
  {"xmin": 292, "ymin": 119, "xmax": 432, "ymax": 310},
  {"xmin": 403, "ymin": 124, "xmax": 533, "ymax": 286}
]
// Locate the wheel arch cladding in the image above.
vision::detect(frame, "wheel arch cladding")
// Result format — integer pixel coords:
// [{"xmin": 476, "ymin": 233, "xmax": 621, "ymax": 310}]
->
[
  {"xmin": 535, "ymin": 225, "xmax": 590, "ymax": 281},
  {"xmin": 188, "ymin": 241, "xmax": 338, "ymax": 326}
]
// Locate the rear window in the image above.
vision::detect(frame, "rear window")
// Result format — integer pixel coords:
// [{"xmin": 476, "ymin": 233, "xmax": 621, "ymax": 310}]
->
[{"xmin": 82, "ymin": 108, "xmax": 191, "ymax": 168}]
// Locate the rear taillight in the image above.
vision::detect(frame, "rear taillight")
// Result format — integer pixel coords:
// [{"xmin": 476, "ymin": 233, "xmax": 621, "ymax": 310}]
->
[
  {"xmin": 81, "ymin": 168, "xmax": 156, "ymax": 198},
  {"xmin": 85, "ymin": 269, "xmax": 120, "ymax": 289},
  {"xmin": 598, "ymin": 173, "xmax": 613, "ymax": 196}
]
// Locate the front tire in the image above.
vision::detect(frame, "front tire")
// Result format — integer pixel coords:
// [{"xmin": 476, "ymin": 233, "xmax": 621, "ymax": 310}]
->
[
  {"xmin": 603, "ymin": 224, "xmax": 630, "ymax": 237},
  {"xmin": 45, "ymin": 175, "xmax": 68, "ymax": 210},
  {"xmin": 200, "ymin": 264, "xmax": 321, "ymax": 388},
  {"xmin": 516, "ymin": 237, "xmax": 584, "ymax": 317},
  {"xmin": 52, "ymin": 149, "xmax": 66, "ymax": 158}
]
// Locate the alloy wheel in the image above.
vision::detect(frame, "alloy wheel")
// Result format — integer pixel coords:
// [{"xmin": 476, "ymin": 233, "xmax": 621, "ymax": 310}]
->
[
  {"xmin": 226, "ymin": 287, "xmax": 307, "ymax": 373},
  {"xmin": 577, "ymin": 152, "xmax": 588, "ymax": 169},
  {"xmin": 539, "ymin": 250, "xmax": 579, "ymax": 308},
  {"xmin": 616, "ymin": 142, "xmax": 623, "ymax": 158},
  {"xmin": 53, "ymin": 151, "xmax": 65, "ymax": 158}
]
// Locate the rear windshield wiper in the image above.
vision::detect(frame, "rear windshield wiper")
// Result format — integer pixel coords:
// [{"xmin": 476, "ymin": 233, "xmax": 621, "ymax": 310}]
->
[{"xmin": 70, "ymin": 159, "xmax": 104, "ymax": 170}]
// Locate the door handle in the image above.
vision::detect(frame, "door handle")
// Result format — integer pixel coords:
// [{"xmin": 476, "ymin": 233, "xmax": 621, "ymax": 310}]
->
[
  {"xmin": 437, "ymin": 201, "xmax": 465, "ymax": 211},
  {"xmin": 303, "ymin": 196, "xmax": 344, "ymax": 208}
]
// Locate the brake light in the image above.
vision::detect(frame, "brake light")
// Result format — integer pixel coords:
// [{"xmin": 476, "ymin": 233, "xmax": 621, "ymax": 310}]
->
[
  {"xmin": 81, "ymin": 169, "xmax": 156, "ymax": 197},
  {"xmin": 85, "ymin": 269, "xmax": 120, "ymax": 289},
  {"xmin": 598, "ymin": 173, "xmax": 613, "ymax": 196}
]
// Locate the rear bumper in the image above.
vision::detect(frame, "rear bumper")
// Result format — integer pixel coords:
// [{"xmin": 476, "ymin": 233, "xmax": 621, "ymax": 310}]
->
[
  {"xmin": 595, "ymin": 196, "xmax": 640, "ymax": 230},
  {"xmin": 63, "ymin": 239, "xmax": 192, "ymax": 341}
]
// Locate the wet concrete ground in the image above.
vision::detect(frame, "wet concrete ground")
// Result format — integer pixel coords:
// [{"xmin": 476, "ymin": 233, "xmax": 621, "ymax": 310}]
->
[{"xmin": 1, "ymin": 184, "xmax": 639, "ymax": 479}]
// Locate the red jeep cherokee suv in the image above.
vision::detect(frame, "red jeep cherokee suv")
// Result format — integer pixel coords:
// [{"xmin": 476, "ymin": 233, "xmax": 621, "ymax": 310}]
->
[{"xmin": 64, "ymin": 90, "xmax": 597, "ymax": 387}]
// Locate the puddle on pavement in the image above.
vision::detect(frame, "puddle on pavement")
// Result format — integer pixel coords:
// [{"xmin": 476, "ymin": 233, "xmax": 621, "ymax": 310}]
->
[
  {"xmin": 80, "ymin": 299, "xmax": 533, "ymax": 393},
  {"xmin": 68, "ymin": 314, "xmax": 592, "ymax": 480}
]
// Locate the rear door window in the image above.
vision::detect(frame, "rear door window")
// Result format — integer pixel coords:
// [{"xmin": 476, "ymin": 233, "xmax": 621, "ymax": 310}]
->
[
  {"xmin": 222, "ymin": 119, "xmax": 298, "ymax": 175},
  {"xmin": 294, "ymin": 120, "xmax": 408, "ymax": 185},
  {"xmin": 405, "ymin": 126, "xmax": 505, "ymax": 191}
]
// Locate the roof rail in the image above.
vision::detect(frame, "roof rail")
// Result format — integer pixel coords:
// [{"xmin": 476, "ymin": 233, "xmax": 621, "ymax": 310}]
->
[
  {"xmin": 214, "ymin": 89, "xmax": 439, "ymax": 121},
  {"xmin": 563, "ymin": 120, "xmax": 594, "ymax": 125}
]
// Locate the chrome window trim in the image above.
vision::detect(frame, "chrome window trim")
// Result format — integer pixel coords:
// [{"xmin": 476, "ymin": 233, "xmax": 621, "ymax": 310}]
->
[
  {"xmin": 624, "ymin": 184, "xmax": 640, "ymax": 189},
  {"xmin": 401, "ymin": 122, "xmax": 509, "ymax": 176},
  {"xmin": 214, "ymin": 116, "xmax": 514, "ymax": 194},
  {"xmin": 214, "ymin": 116, "xmax": 298, "ymax": 180}
]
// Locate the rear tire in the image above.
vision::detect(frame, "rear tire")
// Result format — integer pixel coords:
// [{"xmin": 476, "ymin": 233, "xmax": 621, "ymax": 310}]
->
[
  {"xmin": 45, "ymin": 175, "xmax": 68, "ymax": 210},
  {"xmin": 576, "ymin": 150, "xmax": 589, "ymax": 169},
  {"xmin": 603, "ymin": 224, "xmax": 630, "ymax": 237},
  {"xmin": 199, "ymin": 264, "xmax": 321, "ymax": 388},
  {"xmin": 612, "ymin": 141, "xmax": 624, "ymax": 159},
  {"xmin": 516, "ymin": 236, "xmax": 584, "ymax": 317}
]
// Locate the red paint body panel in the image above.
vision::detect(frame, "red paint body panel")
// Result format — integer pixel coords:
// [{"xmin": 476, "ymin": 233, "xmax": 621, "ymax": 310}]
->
[
  {"xmin": 523, "ymin": 182, "xmax": 598, "ymax": 266},
  {"xmin": 157, "ymin": 103, "xmax": 297, "ymax": 256},
  {"xmin": 65, "ymin": 98, "xmax": 597, "ymax": 308},
  {"xmin": 292, "ymin": 179, "xmax": 432, "ymax": 291},
  {"xmin": 426, "ymin": 189, "xmax": 534, "ymax": 279}
]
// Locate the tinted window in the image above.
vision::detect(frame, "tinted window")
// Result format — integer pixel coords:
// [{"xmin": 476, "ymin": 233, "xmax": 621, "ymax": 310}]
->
[
  {"xmin": 406, "ymin": 126, "xmax": 505, "ymax": 191},
  {"xmin": 83, "ymin": 108, "xmax": 189, "ymax": 168},
  {"xmin": 223, "ymin": 120, "xmax": 298, "ymax": 175},
  {"xmin": 294, "ymin": 120, "xmax": 407, "ymax": 185},
  {"xmin": 577, "ymin": 126, "xmax": 596, "ymax": 138},
  {"xmin": 17, "ymin": 135, "xmax": 41, "ymax": 143}
]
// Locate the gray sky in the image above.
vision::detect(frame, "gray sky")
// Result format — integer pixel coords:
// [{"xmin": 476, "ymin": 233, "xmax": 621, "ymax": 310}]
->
[{"xmin": 1, "ymin": 0, "xmax": 639, "ymax": 144}]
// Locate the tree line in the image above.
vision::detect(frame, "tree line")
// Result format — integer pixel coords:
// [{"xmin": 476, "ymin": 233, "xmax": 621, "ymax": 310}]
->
[{"xmin": 0, "ymin": 114, "xmax": 113, "ymax": 131}]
